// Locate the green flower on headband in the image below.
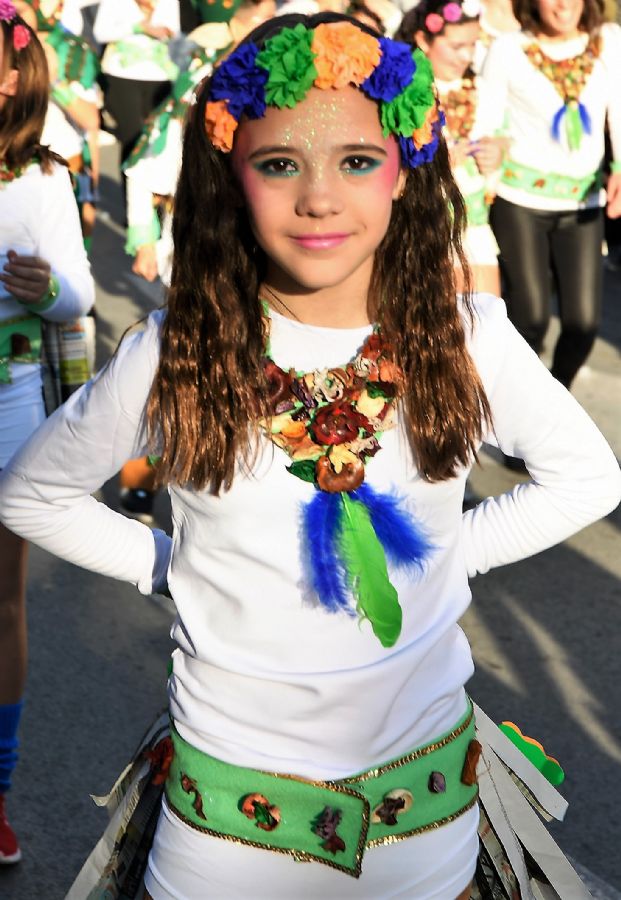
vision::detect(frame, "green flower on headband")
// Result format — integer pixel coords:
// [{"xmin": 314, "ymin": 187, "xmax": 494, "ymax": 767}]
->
[
  {"xmin": 380, "ymin": 48, "xmax": 435, "ymax": 137},
  {"xmin": 256, "ymin": 23, "xmax": 318, "ymax": 109}
]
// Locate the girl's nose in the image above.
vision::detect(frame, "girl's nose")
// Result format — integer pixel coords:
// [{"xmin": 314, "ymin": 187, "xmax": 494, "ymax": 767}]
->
[{"xmin": 295, "ymin": 172, "xmax": 345, "ymax": 218}]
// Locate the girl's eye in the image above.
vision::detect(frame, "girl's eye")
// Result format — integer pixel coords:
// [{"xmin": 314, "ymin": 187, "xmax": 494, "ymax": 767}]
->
[
  {"xmin": 341, "ymin": 156, "xmax": 383, "ymax": 175},
  {"xmin": 254, "ymin": 158, "xmax": 298, "ymax": 177}
]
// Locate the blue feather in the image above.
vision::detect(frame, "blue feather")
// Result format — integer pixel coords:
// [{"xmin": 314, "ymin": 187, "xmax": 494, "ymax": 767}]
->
[
  {"xmin": 578, "ymin": 102, "xmax": 591, "ymax": 134},
  {"xmin": 551, "ymin": 105, "xmax": 566, "ymax": 142},
  {"xmin": 352, "ymin": 484, "xmax": 433, "ymax": 570},
  {"xmin": 302, "ymin": 491, "xmax": 350, "ymax": 613}
]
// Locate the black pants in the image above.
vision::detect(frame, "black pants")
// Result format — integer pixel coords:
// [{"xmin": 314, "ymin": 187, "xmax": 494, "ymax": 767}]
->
[
  {"xmin": 104, "ymin": 75, "xmax": 172, "ymax": 164},
  {"xmin": 490, "ymin": 196, "xmax": 603, "ymax": 388}
]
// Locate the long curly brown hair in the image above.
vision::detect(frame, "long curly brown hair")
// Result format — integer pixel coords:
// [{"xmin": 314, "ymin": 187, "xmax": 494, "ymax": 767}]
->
[
  {"xmin": 147, "ymin": 13, "xmax": 491, "ymax": 493},
  {"xmin": 0, "ymin": 17, "xmax": 64, "ymax": 172}
]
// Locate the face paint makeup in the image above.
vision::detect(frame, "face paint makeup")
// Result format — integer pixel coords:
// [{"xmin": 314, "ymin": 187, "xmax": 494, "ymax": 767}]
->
[{"xmin": 232, "ymin": 87, "xmax": 406, "ymax": 309}]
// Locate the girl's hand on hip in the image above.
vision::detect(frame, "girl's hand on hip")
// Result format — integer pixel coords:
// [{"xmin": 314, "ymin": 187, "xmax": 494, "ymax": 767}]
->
[
  {"xmin": 606, "ymin": 172, "xmax": 621, "ymax": 219},
  {"xmin": 0, "ymin": 251, "xmax": 52, "ymax": 304}
]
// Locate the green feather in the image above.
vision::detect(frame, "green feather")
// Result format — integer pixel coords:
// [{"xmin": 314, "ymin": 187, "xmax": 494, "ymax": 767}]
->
[
  {"xmin": 338, "ymin": 493, "xmax": 402, "ymax": 648},
  {"xmin": 565, "ymin": 103, "xmax": 583, "ymax": 151}
]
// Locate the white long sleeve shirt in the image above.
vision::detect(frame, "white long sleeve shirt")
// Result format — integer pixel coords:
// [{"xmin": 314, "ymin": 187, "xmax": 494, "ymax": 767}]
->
[
  {"xmin": 0, "ymin": 295, "xmax": 618, "ymax": 780},
  {"xmin": 482, "ymin": 23, "xmax": 621, "ymax": 210},
  {"xmin": 0, "ymin": 162, "xmax": 95, "ymax": 465}
]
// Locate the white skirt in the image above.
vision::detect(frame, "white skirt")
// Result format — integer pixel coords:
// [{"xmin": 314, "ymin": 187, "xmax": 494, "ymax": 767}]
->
[
  {"xmin": 144, "ymin": 796, "xmax": 479, "ymax": 900},
  {"xmin": 0, "ymin": 364, "xmax": 45, "ymax": 467}
]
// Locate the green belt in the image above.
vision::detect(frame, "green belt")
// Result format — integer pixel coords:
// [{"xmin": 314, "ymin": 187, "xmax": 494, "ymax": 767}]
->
[
  {"xmin": 0, "ymin": 314, "xmax": 42, "ymax": 384},
  {"xmin": 501, "ymin": 159, "xmax": 602, "ymax": 202},
  {"xmin": 166, "ymin": 702, "xmax": 479, "ymax": 878}
]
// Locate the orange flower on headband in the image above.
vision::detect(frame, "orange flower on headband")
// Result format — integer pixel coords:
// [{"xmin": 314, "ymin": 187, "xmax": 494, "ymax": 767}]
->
[
  {"xmin": 311, "ymin": 22, "xmax": 381, "ymax": 90},
  {"xmin": 412, "ymin": 104, "xmax": 439, "ymax": 150},
  {"xmin": 205, "ymin": 100, "xmax": 238, "ymax": 152}
]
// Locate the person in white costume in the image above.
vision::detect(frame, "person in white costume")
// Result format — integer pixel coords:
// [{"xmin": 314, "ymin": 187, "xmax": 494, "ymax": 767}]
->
[
  {"xmin": 94, "ymin": 0, "xmax": 180, "ymax": 167},
  {"xmin": 0, "ymin": 4, "xmax": 94, "ymax": 866},
  {"xmin": 396, "ymin": 0, "xmax": 507, "ymax": 294},
  {"xmin": 124, "ymin": 0, "xmax": 276, "ymax": 285},
  {"xmin": 0, "ymin": 12, "xmax": 619, "ymax": 899},
  {"xmin": 484, "ymin": 0, "xmax": 621, "ymax": 389}
]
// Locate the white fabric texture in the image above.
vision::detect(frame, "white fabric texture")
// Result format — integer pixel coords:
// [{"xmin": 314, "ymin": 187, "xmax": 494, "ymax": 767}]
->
[
  {"xmin": 95, "ymin": 0, "xmax": 180, "ymax": 80},
  {"xmin": 0, "ymin": 295, "xmax": 619, "ymax": 894},
  {"xmin": 144, "ymin": 796, "xmax": 480, "ymax": 899},
  {"xmin": 0, "ymin": 162, "xmax": 95, "ymax": 465},
  {"xmin": 482, "ymin": 23, "xmax": 621, "ymax": 210}
]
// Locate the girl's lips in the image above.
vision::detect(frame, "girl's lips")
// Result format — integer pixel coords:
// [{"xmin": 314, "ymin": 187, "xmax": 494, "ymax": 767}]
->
[{"xmin": 291, "ymin": 234, "xmax": 350, "ymax": 250}]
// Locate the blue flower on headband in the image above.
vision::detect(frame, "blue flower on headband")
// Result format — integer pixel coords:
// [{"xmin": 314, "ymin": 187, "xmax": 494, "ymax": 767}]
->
[
  {"xmin": 209, "ymin": 43, "xmax": 269, "ymax": 121},
  {"xmin": 398, "ymin": 110, "xmax": 444, "ymax": 167},
  {"xmin": 362, "ymin": 39, "xmax": 416, "ymax": 103}
]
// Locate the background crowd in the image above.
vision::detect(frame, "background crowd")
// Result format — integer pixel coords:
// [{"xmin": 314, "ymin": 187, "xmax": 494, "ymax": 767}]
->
[{"xmin": 0, "ymin": 0, "xmax": 620, "ymax": 882}]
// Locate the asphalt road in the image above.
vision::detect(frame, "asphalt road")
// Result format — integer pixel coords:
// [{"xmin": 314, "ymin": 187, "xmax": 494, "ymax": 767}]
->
[{"xmin": 1, "ymin": 143, "xmax": 620, "ymax": 900}]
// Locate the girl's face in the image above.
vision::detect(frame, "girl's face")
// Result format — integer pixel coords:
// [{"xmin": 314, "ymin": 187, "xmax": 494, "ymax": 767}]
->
[
  {"xmin": 536, "ymin": 0, "xmax": 584, "ymax": 38},
  {"xmin": 232, "ymin": 87, "xmax": 406, "ymax": 295},
  {"xmin": 416, "ymin": 22, "xmax": 480, "ymax": 81},
  {"xmin": 0, "ymin": 34, "xmax": 19, "ymax": 111}
]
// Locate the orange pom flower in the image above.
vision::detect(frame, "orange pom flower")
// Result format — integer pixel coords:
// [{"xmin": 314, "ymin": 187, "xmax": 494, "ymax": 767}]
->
[
  {"xmin": 205, "ymin": 100, "xmax": 238, "ymax": 152},
  {"xmin": 311, "ymin": 22, "xmax": 381, "ymax": 90},
  {"xmin": 412, "ymin": 104, "xmax": 439, "ymax": 150}
]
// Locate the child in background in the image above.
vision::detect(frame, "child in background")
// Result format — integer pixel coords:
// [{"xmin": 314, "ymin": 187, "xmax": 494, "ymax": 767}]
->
[
  {"xmin": 0, "ymin": 13, "xmax": 619, "ymax": 897},
  {"xmin": 125, "ymin": 0, "xmax": 276, "ymax": 285},
  {"xmin": 0, "ymin": 2, "xmax": 94, "ymax": 864},
  {"xmin": 397, "ymin": 0, "xmax": 506, "ymax": 293}
]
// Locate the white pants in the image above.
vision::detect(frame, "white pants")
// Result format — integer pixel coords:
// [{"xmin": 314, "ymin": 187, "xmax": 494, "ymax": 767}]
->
[{"xmin": 145, "ymin": 796, "xmax": 479, "ymax": 900}]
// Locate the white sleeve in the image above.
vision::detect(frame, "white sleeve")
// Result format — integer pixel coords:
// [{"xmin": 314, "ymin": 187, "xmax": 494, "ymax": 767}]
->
[
  {"xmin": 152, "ymin": 0, "xmax": 180, "ymax": 33},
  {"xmin": 480, "ymin": 36, "xmax": 513, "ymax": 129},
  {"xmin": 0, "ymin": 310, "xmax": 172, "ymax": 595},
  {"xmin": 94, "ymin": 0, "xmax": 142, "ymax": 44},
  {"xmin": 34, "ymin": 164, "xmax": 95, "ymax": 322},
  {"xmin": 126, "ymin": 165, "xmax": 157, "ymax": 231},
  {"xmin": 472, "ymin": 77, "xmax": 508, "ymax": 139},
  {"xmin": 461, "ymin": 295, "xmax": 621, "ymax": 578}
]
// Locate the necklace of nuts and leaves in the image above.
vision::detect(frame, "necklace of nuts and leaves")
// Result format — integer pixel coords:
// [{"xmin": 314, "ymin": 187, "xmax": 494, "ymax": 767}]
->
[
  {"xmin": 0, "ymin": 160, "xmax": 27, "ymax": 189},
  {"xmin": 523, "ymin": 33, "xmax": 600, "ymax": 104},
  {"xmin": 438, "ymin": 73, "xmax": 478, "ymax": 143},
  {"xmin": 260, "ymin": 309, "xmax": 404, "ymax": 493}
]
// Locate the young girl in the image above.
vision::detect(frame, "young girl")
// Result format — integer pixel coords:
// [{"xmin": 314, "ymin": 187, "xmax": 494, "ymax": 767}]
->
[
  {"xmin": 0, "ymin": 12, "xmax": 619, "ymax": 897},
  {"xmin": 0, "ymin": 2, "xmax": 94, "ymax": 864},
  {"xmin": 484, "ymin": 0, "xmax": 621, "ymax": 388},
  {"xmin": 397, "ymin": 0, "xmax": 506, "ymax": 293}
]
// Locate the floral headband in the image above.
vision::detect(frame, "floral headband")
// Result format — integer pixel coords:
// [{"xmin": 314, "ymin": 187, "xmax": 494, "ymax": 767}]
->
[
  {"xmin": 204, "ymin": 21, "xmax": 445, "ymax": 169},
  {"xmin": 424, "ymin": 0, "xmax": 481, "ymax": 34},
  {"xmin": 0, "ymin": 0, "xmax": 32, "ymax": 50}
]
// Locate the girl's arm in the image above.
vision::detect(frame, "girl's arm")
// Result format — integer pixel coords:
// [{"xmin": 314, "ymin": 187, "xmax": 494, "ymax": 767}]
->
[
  {"xmin": 0, "ymin": 165, "xmax": 94, "ymax": 319},
  {"xmin": 479, "ymin": 34, "xmax": 513, "ymax": 129},
  {"xmin": 462, "ymin": 297, "xmax": 621, "ymax": 577},
  {"xmin": 603, "ymin": 24, "xmax": 621, "ymax": 217},
  {"xmin": 0, "ymin": 312, "xmax": 171, "ymax": 595}
]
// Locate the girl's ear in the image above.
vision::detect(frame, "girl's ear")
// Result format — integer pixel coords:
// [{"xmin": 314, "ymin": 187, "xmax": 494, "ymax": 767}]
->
[
  {"xmin": 0, "ymin": 69, "xmax": 20, "ymax": 98},
  {"xmin": 392, "ymin": 167, "xmax": 408, "ymax": 201},
  {"xmin": 414, "ymin": 29, "xmax": 431, "ymax": 53}
]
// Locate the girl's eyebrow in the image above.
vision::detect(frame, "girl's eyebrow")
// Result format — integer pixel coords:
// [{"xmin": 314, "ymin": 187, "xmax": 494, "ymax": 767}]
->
[{"xmin": 248, "ymin": 143, "xmax": 388, "ymax": 160}]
